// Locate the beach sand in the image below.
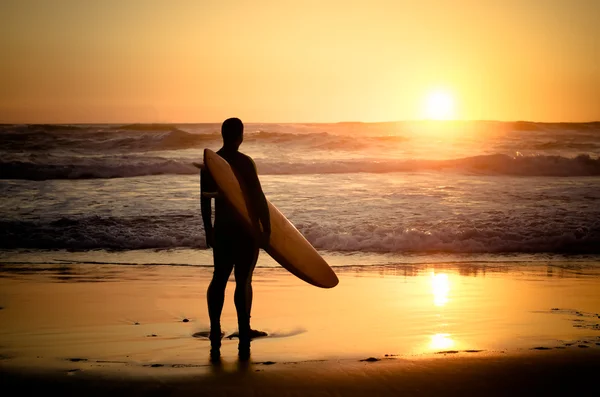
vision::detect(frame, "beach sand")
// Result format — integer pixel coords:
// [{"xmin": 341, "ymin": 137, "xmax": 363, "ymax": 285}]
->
[
  {"xmin": 2, "ymin": 350, "xmax": 599, "ymax": 396},
  {"xmin": 1, "ymin": 260, "xmax": 599, "ymax": 395}
]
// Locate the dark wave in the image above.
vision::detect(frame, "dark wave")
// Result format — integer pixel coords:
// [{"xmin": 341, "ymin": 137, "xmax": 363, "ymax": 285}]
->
[
  {"xmin": 2, "ymin": 121, "xmax": 599, "ymax": 154},
  {"xmin": 502, "ymin": 121, "xmax": 600, "ymax": 132},
  {"xmin": 1, "ymin": 153, "xmax": 600, "ymax": 180},
  {"xmin": 0, "ymin": 125, "xmax": 411, "ymax": 153},
  {"xmin": 0, "ymin": 125, "xmax": 218, "ymax": 152},
  {"xmin": 0, "ymin": 157, "xmax": 197, "ymax": 180},
  {"xmin": 6, "ymin": 124, "xmax": 83, "ymax": 131},
  {"xmin": 0, "ymin": 215, "xmax": 204, "ymax": 250},
  {"xmin": 259, "ymin": 154, "xmax": 600, "ymax": 176},
  {"xmin": 1, "ymin": 214, "xmax": 599, "ymax": 254}
]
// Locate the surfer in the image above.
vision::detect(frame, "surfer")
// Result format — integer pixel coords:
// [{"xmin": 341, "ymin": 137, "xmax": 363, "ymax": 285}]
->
[{"xmin": 201, "ymin": 117, "xmax": 271, "ymax": 360}]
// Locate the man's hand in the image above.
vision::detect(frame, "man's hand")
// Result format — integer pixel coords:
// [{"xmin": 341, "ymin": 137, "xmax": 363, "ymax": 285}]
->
[{"xmin": 205, "ymin": 227, "xmax": 215, "ymax": 248}]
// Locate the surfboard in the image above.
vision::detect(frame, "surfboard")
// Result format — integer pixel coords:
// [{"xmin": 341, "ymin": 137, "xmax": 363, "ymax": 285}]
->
[{"xmin": 197, "ymin": 149, "xmax": 338, "ymax": 289}]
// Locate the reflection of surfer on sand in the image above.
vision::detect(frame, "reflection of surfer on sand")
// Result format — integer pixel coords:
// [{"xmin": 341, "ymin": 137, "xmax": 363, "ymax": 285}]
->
[{"xmin": 201, "ymin": 118, "xmax": 271, "ymax": 361}]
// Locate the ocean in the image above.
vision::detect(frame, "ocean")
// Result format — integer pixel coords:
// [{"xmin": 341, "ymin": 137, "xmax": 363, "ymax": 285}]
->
[{"xmin": 1, "ymin": 121, "xmax": 600, "ymax": 268}]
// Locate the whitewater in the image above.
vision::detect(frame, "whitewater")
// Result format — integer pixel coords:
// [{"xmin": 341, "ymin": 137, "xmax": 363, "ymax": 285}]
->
[{"xmin": 1, "ymin": 121, "xmax": 599, "ymax": 263}]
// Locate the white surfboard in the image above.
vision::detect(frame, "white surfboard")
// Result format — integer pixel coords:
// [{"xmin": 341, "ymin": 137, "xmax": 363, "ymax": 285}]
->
[{"xmin": 198, "ymin": 149, "xmax": 338, "ymax": 288}]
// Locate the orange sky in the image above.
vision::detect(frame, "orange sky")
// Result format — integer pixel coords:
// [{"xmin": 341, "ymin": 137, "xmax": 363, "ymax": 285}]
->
[{"xmin": 1, "ymin": 0, "xmax": 599, "ymax": 123}]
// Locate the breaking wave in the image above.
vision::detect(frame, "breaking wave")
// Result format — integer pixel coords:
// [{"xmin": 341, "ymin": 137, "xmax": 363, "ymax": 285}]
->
[
  {"xmin": 1, "ymin": 215, "xmax": 599, "ymax": 254},
  {"xmin": 2, "ymin": 153, "xmax": 599, "ymax": 180},
  {"xmin": 0, "ymin": 156, "xmax": 198, "ymax": 180},
  {"xmin": 0, "ymin": 124, "xmax": 410, "ymax": 153}
]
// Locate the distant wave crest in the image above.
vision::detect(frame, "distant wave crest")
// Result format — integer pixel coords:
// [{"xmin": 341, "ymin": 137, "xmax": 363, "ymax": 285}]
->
[
  {"xmin": 0, "ymin": 124, "xmax": 414, "ymax": 153},
  {"xmin": 0, "ymin": 124, "xmax": 217, "ymax": 152},
  {"xmin": 2, "ymin": 122, "xmax": 600, "ymax": 154},
  {"xmin": 2, "ymin": 153, "xmax": 599, "ymax": 180}
]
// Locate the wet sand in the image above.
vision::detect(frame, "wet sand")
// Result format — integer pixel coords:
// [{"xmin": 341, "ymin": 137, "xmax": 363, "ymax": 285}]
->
[
  {"xmin": 1, "ymin": 261, "xmax": 599, "ymax": 395},
  {"xmin": 2, "ymin": 350, "xmax": 600, "ymax": 396}
]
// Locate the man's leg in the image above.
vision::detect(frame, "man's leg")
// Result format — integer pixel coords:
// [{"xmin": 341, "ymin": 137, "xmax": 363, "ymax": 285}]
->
[
  {"xmin": 207, "ymin": 240, "xmax": 234, "ymax": 356},
  {"xmin": 233, "ymin": 241, "xmax": 259, "ymax": 357}
]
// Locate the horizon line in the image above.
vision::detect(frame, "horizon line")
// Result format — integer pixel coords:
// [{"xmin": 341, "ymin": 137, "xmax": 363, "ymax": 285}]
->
[{"xmin": 2, "ymin": 119, "xmax": 600, "ymax": 125}]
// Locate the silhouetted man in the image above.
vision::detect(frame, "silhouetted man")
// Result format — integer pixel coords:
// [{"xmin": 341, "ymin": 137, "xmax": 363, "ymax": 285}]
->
[{"xmin": 201, "ymin": 117, "xmax": 271, "ymax": 360}]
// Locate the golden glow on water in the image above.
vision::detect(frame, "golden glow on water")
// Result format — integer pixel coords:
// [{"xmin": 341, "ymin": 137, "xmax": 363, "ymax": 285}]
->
[
  {"xmin": 430, "ymin": 333, "xmax": 455, "ymax": 350},
  {"xmin": 1, "ymin": 264, "xmax": 600, "ymax": 363},
  {"xmin": 431, "ymin": 272, "xmax": 450, "ymax": 307}
]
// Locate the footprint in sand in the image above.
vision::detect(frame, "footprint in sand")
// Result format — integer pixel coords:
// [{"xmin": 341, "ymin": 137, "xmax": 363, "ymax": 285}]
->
[
  {"xmin": 192, "ymin": 331, "xmax": 225, "ymax": 339},
  {"xmin": 256, "ymin": 361, "xmax": 276, "ymax": 365},
  {"xmin": 360, "ymin": 357, "xmax": 380, "ymax": 362},
  {"xmin": 547, "ymin": 308, "xmax": 600, "ymax": 331},
  {"xmin": 226, "ymin": 330, "xmax": 269, "ymax": 339}
]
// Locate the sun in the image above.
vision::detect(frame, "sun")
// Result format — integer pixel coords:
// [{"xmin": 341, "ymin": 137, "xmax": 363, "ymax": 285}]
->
[{"xmin": 423, "ymin": 90, "xmax": 455, "ymax": 120}]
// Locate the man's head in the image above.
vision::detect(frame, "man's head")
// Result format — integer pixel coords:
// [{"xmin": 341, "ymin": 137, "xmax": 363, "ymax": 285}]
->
[{"xmin": 221, "ymin": 118, "xmax": 244, "ymax": 149}]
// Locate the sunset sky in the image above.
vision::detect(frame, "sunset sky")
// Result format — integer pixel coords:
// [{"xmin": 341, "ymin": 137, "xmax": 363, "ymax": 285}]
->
[{"xmin": 1, "ymin": 0, "xmax": 598, "ymax": 123}]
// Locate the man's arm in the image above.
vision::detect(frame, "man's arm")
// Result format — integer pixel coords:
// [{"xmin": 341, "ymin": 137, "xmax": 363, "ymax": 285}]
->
[
  {"xmin": 200, "ymin": 168, "xmax": 216, "ymax": 248},
  {"xmin": 245, "ymin": 157, "xmax": 271, "ymax": 242}
]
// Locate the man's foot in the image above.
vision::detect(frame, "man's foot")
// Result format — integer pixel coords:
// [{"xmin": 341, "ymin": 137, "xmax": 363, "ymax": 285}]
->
[{"xmin": 209, "ymin": 329, "xmax": 223, "ymax": 362}]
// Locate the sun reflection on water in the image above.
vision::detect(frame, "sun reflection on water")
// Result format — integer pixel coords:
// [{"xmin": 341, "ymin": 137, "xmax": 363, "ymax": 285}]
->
[
  {"xmin": 427, "ymin": 272, "xmax": 455, "ymax": 351},
  {"xmin": 430, "ymin": 333, "xmax": 455, "ymax": 350},
  {"xmin": 431, "ymin": 272, "xmax": 450, "ymax": 306}
]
